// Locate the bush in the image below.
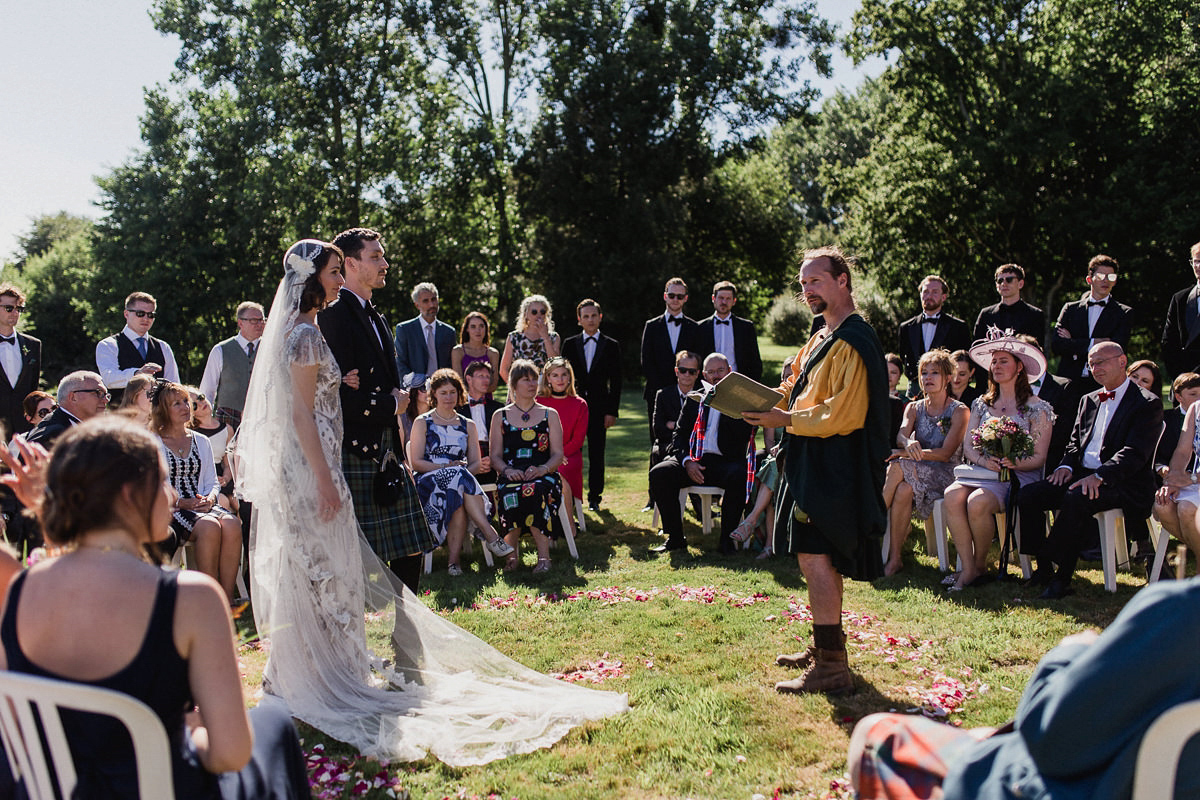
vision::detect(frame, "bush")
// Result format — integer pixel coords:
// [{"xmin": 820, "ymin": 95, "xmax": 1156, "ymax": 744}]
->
[{"xmin": 764, "ymin": 293, "xmax": 813, "ymax": 348}]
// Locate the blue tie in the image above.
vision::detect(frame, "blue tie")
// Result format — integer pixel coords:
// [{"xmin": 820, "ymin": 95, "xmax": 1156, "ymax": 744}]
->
[{"xmin": 137, "ymin": 337, "xmax": 148, "ymax": 359}]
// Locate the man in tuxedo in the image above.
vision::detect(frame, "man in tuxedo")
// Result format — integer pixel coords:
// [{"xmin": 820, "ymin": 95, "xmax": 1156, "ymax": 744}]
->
[
  {"xmin": 696, "ymin": 281, "xmax": 762, "ymax": 382},
  {"xmin": 973, "ymin": 264, "xmax": 1045, "ymax": 342},
  {"xmin": 27, "ymin": 371, "xmax": 107, "ymax": 450},
  {"xmin": 198, "ymin": 301, "xmax": 264, "ymax": 428},
  {"xmin": 1017, "ymin": 335, "xmax": 1081, "ymax": 469},
  {"xmin": 896, "ymin": 275, "xmax": 970, "ymax": 397},
  {"xmin": 648, "ymin": 353, "xmax": 753, "ymax": 556},
  {"xmin": 455, "ymin": 360, "xmax": 502, "ymax": 485},
  {"xmin": 1050, "ymin": 254, "xmax": 1132, "ymax": 393},
  {"xmin": 562, "ymin": 299, "xmax": 623, "ymax": 511},
  {"xmin": 1161, "ymin": 240, "xmax": 1200, "ymax": 379},
  {"xmin": 0, "ymin": 285, "xmax": 40, "ymax": 439},
  {"xmin": 318, "ymin": 227, "xmax": 436, "ymax": 593},
  {"xmin": 640, "ymin": 277, "xmax": 700, "ymax": 508},
  {"xmin": 393, "ymin": 282, "xmax": 455, "ymax": 386},
  {"xmin": 651, "ymin": 351, "xmax": 701, "ymax": 468},
  {"xmin": 95, "ymin": 291, "xmax": 180, "ymax": 405},
  {"xmin": 1019, "ymin": 342, "xmax": 1163, "ymax": 599}
]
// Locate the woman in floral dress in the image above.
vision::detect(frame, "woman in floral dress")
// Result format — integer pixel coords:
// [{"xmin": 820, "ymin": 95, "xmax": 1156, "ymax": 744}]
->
[{"xmin": 498, "ymin": 295, "xmax": 560, "ymax": 379}]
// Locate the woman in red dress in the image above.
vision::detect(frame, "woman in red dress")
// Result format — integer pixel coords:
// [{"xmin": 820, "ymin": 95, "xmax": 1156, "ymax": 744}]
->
[{"xmin": 537, "ymin": 357, "xmax": 589, "ymax": 527}]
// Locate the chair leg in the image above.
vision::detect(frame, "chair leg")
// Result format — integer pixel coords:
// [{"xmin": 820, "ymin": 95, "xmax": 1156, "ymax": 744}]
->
[
  {"xmin": 1149, "ymin": 517, "xmax": 1169, "ymax": 585},
  {"xmin": 575, "ymin": 499, "xmax": 587, "ymax": 533},
  {"xmin": 557, "ymin": 502, "xmax": 579, "ymax": 559},
  {"xmin": 1096, "ymin": 509, "xmax": 1120, "ymax": 593},
  {"xmin": 882, "ymin": 515, "xmax": 891, "ymax": 563},
  {"xmin": 700, "ymin": 494, "xmax": 713, "ymax": 534},
  {"xmin": 423, "ymin": 551, "xmax": 433, "ymax": 575}
]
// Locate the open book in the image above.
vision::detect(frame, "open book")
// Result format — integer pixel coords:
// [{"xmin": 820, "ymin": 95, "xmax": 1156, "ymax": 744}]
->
[{"xmin": 686, "ymin": 372, "xmax": 784, "ymax": 420}]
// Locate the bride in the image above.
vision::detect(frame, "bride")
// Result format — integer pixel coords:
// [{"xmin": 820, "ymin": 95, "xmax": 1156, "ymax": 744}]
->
[{"xmin": 238, "ymin": 240, "xmax": 626, "ymax": 766}]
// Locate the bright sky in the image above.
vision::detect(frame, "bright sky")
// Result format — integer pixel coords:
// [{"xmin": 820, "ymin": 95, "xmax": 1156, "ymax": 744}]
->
[{"xmin": 0, "ymin": 0, "xmax": 879, "ymax": 260}]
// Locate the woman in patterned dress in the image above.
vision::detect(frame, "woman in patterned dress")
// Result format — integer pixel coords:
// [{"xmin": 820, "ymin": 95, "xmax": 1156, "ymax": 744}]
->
[
  {"xmin": 881, "ymin": 349, "xmax": 969, "ymax": 576},
  {"xmin": 408, "ymin": 368, "xmax": 514, "ymax": 576},
  {"xmin": 490, "ymin": 359, "xmax": 565, "ymax": 573},
  {"xmin": 498, "ymin": 295, "xmax": 560, "ymax": 380},
  {"xmin": 150, "ymin": 381, "xmax": 243, "ymax": 602}
]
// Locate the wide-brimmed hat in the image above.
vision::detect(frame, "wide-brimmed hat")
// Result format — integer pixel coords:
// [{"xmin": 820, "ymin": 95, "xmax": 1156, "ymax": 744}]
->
[{"xmin": 968, "ymin": 326, "xmax": 1047, "ymax": 383}]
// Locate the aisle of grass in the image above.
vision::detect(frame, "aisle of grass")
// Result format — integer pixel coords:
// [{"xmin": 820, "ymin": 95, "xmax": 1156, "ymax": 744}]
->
[{"xmin": 237, "ymin": 338, "xmax": 1145, "ymax": 799}]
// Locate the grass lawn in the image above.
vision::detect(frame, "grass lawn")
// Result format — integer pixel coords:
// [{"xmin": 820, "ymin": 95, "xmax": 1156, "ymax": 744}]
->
[{"xmin": 236, "ymin": 337, "xmax": 1150, "ymax": 799}]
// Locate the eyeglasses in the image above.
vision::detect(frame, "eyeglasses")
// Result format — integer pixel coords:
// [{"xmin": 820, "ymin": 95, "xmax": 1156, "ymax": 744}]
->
[
  {"xmin": 1090, "ymin": 274, "xmax": 1118, "ymax": 283},
  {"xmin": 35, "ymin": 406, "xmax": 55, "ymax": 419},
  {"xmin": 1087, "ymin": 354, "xmax": 1120, "ymax": 369},
  {"xmin": 0, "ymin": 304, "xmax": 25, "ymax": 313},
  {"xmin": 665, "ymin": 292, "xmax": 687, "ymax": 300},
  {"xmin": 238, "ymin": 316, "xmax": 266, "ymax": 324},
  {"xmin": 126, "ymin": 309, "xmax": 157, "ymax": 319},
  {"xmin": 677, "ymin": 367, "xmax": 698, "ymax": 375},
  {"xmin": 73, "ymin": 388, "xmax": 111, "ymax": 399},
  {"xmin": 995, "ymin": 276, "xmax": 1018, "ymax": 285},
  {"xmin": 528, "ymin": 308, "xmax": 547, "ymax": 316}
]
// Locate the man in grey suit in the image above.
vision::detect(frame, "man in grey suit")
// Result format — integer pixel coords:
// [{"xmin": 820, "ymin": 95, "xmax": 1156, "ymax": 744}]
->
[{"xmin": 393, "ymin": 282, "xmax": 455, "ymax": 385}]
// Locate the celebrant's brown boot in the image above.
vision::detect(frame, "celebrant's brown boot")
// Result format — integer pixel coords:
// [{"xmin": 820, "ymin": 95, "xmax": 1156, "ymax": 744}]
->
[
  {"xmin": 775, "ymin": 645, "xmax": 816, "ymax": 669},
  {"xmin": 775, "ymin": 648, "xmax": 854, "ymax": 695}
]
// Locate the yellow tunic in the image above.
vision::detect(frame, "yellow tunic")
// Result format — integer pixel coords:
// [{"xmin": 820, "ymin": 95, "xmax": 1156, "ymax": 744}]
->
[{"xmin": 776, "ymin": 328, "xmax": 871, "ymax": 437}]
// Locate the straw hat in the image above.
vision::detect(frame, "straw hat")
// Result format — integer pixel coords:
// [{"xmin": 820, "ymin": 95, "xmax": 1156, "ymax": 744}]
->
[{"xmin": 968, "ymin": 326, "xmax": 1047, "ymax": 383}]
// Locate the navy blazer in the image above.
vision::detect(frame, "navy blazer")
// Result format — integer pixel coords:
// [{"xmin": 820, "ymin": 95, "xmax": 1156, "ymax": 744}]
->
[
  {"xmin": 640, "ymin": 313, "xmax": 700, "ymax": 402},
  {"xmin": 319, "ymin": 289, "xmax": 403, "ymax": 461},
  {"xmin": 0, "ymin": 331, "xmax": 41, "ymax": 438},
  {"xmin": 695, "ymin": 314, "xmax": 763, "ymax": 383},
  {"xmin": 1162, "ymin": 284, "xmax": 1200, "ymax": 378},
  {"xmin": 1033, "ymin": 374, "xmax": 1080, "ymax": 469},
  {"xmin": 668, "ymin": 395, "xmax": 753, "ymax": 461},
  {"xmin": 562, "ymin": 332, "xmax": 623, "ymax": 419},
  {"xmin": 1050, "ymin": 296, "xmax": 1132, "ymax": 380},
  {"xmin": 393, "ymin": 316, "xmax": 455, "ymax": 385},
  {"xmin": 896, "ymin": 312, "xmax": 970, "ymax": 387}
]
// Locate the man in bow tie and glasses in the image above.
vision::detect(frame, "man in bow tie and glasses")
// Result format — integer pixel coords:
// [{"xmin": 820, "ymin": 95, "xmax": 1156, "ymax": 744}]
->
[
  {"xmin": 455, "ymin": 360, "xmax": 502, "ymax": 485},
  {"xmin": 198, "ymin": 301, "xmax": 265, "ymax": 428},
  {"xmin": 1050, "ymin": 254, "xmax": 1131, "ymax": 393},
  {"xmin": 0, "ymin": 284, "xmax": 40, "ymax": 439},
  {"xmin": 563, "ymin": 299, "xmax": 623, "ymax": 512},
  {"xmin": 896, "ymin": 275, "xmax": 970, "ymax": 398},
  {"xmin": 95, "ymin": 291, "xmax": 180, "ymax": 406}
]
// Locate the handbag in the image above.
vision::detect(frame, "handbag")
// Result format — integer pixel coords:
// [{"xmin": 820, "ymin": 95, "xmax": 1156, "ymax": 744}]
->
[
  {"xmin": 952, "ymin": 463, "xmax": 1000, "ymax": 482},
  {"xmin": 374, "ymin": 448, "xmax": 406, "ymax": 506}
]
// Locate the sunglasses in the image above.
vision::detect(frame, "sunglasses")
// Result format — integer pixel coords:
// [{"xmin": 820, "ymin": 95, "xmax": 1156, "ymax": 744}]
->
[
  {"xmin": 528, "ymin": 308, "xmax": 547, "ymax": 316},
  {"xmin": 1090, "ymin": 274, "xmax": 1118, "ymax": 283},
  {"xmin": 995, "ymin": 276, "xmax": 1018, "ymax": 285},
  {"xmin": 665, "ymin": 292, "xmax": 687, "ymax": 300},
  {"xmin": 677, "ymin": 367, "xmax": 698, "ymax": 375},
  {"xmin": 0, "ymin": 304, "xmax": 25, "ymax": 313},
  {"xmin": 35, "ymin": 405, "xmax": 55, "ymax": 419},
  {"xmin": 127, "ymin": 309, "xmax": 157, "ymax": 319}
]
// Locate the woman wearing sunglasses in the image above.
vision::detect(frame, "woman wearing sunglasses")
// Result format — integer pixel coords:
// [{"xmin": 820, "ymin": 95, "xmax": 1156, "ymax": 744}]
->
[{"xmin": 498, "ymin": 294, "xmax": 561, "ymax": 381}]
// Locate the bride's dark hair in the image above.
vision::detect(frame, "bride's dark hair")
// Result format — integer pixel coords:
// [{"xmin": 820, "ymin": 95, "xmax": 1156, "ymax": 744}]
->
[{"xmin": 299, "ymin": 244, "xmax": 345, "ymax": 313}]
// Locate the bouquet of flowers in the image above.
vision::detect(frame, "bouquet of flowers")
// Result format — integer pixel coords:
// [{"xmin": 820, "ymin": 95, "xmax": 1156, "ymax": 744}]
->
[{"xmin": 969, "ymin": 416, "xmax": 1035, "ymax": 481}]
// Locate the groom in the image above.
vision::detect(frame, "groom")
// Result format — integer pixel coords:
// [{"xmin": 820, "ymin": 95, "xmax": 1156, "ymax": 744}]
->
[{"xmin": 320, "ymin": 227, "xmax": 436, "ymax": 592}]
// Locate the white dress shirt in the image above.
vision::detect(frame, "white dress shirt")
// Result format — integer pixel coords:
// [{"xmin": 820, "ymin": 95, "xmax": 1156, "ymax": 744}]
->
[
  {"xmin": 712, "ymin": 314, "xmax": 737, "ymax": 372},
  {"xmin": 199, "ymin": 333, "xmax": 256, "ymax": 402},
  {"xmin": 0, "ymin": 331, "xmax": 22, "ymax": 388},
  {"xmin": 1081, "ymin": 379, "xmax": 1131, "ymax": 470},
  {"xmin": 95, "ymin": 326, "xmax": 180, "ymax": 388},
  {"xmin": 665, "ymin": 313, "xmax": 684, "ymax": 352}
]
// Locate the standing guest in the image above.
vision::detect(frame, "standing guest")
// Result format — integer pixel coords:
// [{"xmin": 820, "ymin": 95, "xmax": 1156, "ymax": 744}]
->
[
  {"xmin": 150, "ymin": 381, "xmax": 243, "ymax": 603},
  {"xmin": 640, "ymin": 278, "xmax": 701, "ymax": 509},
  {"xmin": 742, "ymin": 246, "xmax": 889, "ymax": 695},
  {"xmin": 407, "ymin": 369, "xmax": 514, "ymax": 577},
  {"xmin": 318, "ymin": 228, "xmax": 436, "ymax": 593},
  {"xmin": 1049, "ymin": 255, "xmax": 1131, "ymax": 393},
  {"xmin": 1127, "ymin": 358, "xmax": 1163, "ymax": 404},
  {"xmin": 651, "ymin": 351, "xmax": 701, "ymax": 470},
  {"xmin": 116, "ymin": 373, "xmax": 155, "ymax": 427},
  {"xmin": 0, "ymin": 284, "xmax": 40, "ymax": 439},
  {"xmin": 394, "ymin": 282, "xmax": 456, "ymax": 386},
  {"xmin": 896, "ymin": 275, "xmax": 970, "ymax": 397},
  {"xmin": 561, "ymin": 299, "xmax": 623, "ymax": 511},
  {"xmin": 27, "ymin": 370, "xmax": 108, "ymax": 450},
  {"xmin": 455, "ymin": 361, "xmax": 502, "ymax": 484},
  {"xmin": 198, "ymin": 301, "xmax": 265, "ymax": 428},
  {"xmin": 95, "ymin": 291, "xmax": 180, "ymax": 405},
  {"xmin": 490, "ymin": 360, "xmax": 565, "ymax": 574},
  {"xmin": 450, "ymin": 311, "xmax": 500, "ymax": 394},
  {"xmin": 20, "ymin": 390, "xmax": 55, "ymax": 431},
  {"xmin": 1021, "ymin": 342, "xmax": 1163, "ymax": 599},
  {"xmin": 649, "ymin": 353, "xmax": 753, "ymax": 557},
  {"xmin": 499, "ymin": 295, "xmax": 560, "ymax": 379},
  {"xmin": 972, "ymin": 264, "xmax": 1045, "ymax": 343},
  {"xmin": 538, "ymin": 357, "xmax": 589, "ymax": 529},
  {"xmin": 943, "ymin": 332, "xmax": 1052, "ymax": 591},
  {"xmin": 948, "ymin": 349, "xmax": 983, "ymax": 407},
  {"xmin": 189, "ymin": 387, "xmax": 236, "ymax": 512},
  {"xmin": 696, "ymin": 280, "xmax": 763, "ymax": 382},
  {"xmin": 881, "ymin": 349, "xmax": 969, "ymax": 576},
  {"xmin": 1151, "ymin": 373, "xmax": 1200, "ymax": 548},
  {"xmin": 1161, "ymin": 240, "xmax": 1200, "ymax": 378}
]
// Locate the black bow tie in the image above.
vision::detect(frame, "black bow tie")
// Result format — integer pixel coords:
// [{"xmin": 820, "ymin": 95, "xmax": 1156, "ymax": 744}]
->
[
  {"xmin": 668, "ymin": 317, "xmax": 682, "ymax": 326},
  {"xmin": 0, "ymin": 336, "xmax": 15, "ymax": 345},
  {"xmin": 715, "ymin": 319, "xmax": 731, "ymax": 326},
  {"xmin": 584, "ymin": 335, "xmax": 598, "ymax": 344},
  {"xmin": 469, "ymin": 398, "xmax": 486, "ymax": 407},
  {"xmin": 1087, "ymin": 300, "xmax": 1107, "ymax": 308},
  {"xmin": 921, "ymin": 316, "xmax": 940, "ymax": 325}
]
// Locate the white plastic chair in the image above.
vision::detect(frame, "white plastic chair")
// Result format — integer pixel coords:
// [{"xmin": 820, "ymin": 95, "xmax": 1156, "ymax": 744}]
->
[
  {"xmin": 1132, "ymin": 698, "xmax": 1200, "ymax": 800},
  {"xmin": 0, "ymin": 671, "xmax": 175, "ymax": 800},
  {"xmin": 1094, "ymin": 508, "xmax": 1133, "ymax": 593},
  {"xmin": 993, "ymin": 509, "xmax": 1032, "ymax": 580},
  {"xmin": 882, "ymin": 498, "xmax": 953, "ymax": 571},
  {"xmin": 651, "ymin": 486, "xmax": 726, "ymax": 534},
  {"xmin": 424, "ymin": 483, "xmax": 498, "ymax": 574}
]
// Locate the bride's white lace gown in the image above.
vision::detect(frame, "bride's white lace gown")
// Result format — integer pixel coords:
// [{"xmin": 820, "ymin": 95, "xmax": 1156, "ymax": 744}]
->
[{"xmin": 242, "ymin": 264, "xmax": 626, "ymax": 768}]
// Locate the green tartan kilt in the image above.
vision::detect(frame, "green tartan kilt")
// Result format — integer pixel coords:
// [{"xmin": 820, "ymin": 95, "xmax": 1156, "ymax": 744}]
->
[{"xmin": 342, "ymin": 441, "xmax": 436, "ymax": 562}]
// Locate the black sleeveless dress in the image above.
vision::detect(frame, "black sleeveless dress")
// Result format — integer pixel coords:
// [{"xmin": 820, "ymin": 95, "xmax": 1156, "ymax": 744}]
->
[{"xmin": 1, "ymin": 569, "xmax": 310, "ymax": 800}]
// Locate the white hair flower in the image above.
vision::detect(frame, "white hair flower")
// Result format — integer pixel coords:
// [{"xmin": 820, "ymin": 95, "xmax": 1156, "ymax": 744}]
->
[{"xmin": 286, "ymin": 251, "xmax": 316, "ymax": 279}]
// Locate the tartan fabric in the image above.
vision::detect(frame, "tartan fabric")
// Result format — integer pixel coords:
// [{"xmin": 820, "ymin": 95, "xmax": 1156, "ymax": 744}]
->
[
  {"xmin": 215, "ymin": 406, "xmax": 243, "ymax": 428},
  {"xmin": 689, "ymin": 397, "xmax": 756, "ymax": 504},
  {"xmin": 850, "ymin": 713, "xmax": 984, "ymax": 800},
  {"xmin": 342, "ymin": 428, "xmax": 436, "ymax": 562}
]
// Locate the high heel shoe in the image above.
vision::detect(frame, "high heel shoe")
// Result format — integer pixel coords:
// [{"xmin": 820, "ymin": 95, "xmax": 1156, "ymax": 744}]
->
[
  {"xmin": 730, "ymin": 519, "xmax": 757, "ymax": 544},
  {"xmin": 486, "ymin": 537, "xmax": 515, "ymax": 557}
]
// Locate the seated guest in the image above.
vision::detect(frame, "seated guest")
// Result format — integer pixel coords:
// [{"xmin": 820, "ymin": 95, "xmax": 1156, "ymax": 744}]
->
[
  {"xmin": 455, "ymin": 360, "xmax": 502, "ymax": 484},
  {"xmin": 943, "ymin": 332, "xmax": 1052, "ymax": 591},
  {"xmin": 651, "ymin": 351, "xmax": 701, "ymax": 469},
  {"xmin": 881, "ymin": 349, "xmax": 969, "ymax": 576},
  {"xmin": 648, "ymin": 353, "xmax": 753, "ymax": 556},
  {"xmin": 451, "ymin": 311, "xmax": 500, "ymax": 395},
  {"xmin": 538, "ymin": 357, "xmax": 589, "ymax": 532},
  {"xmin": 948, "ymin": 349, "xmax": 982, "ymax": 407},
  {"xmin": 150, "ymin": 381, "xmax": 243, "ymax": 602},
  {"xmin": 731, "ymin": 358, "xmax": 795, "ymax": 560},
  {"xmin": 490, "ymin": 360, "xmax": 565, "ymax": 574},
  {"xmin": 27, "ymin": 371, "xmax": 108, "ymax": 450},
  {"xmin": 399, "ymin": 382, "xmax": 430, "ymax": 444},
  {"xmin": 1127, "ymin": 358, "xmax": 1163, "ymax": 405},
  {"xmin": 499, "ymin": 295, "xmax": 560, "ymax": 379},
  {"xmin": 1021, "ymin": 335, "xmax": 1079, "ymax": 470},
  {"xmin": 408, "ymin": 369, "xmax": 514, "ymax": 577},
  {"xmin": 1020, "ymin": 343, "xmax": 1163, "ymax": 598},
  {"xmin": 188, "ymin": 387, "xmax": 236, "ymax": 512},
  {"xmin": 1156, "ymin": 394, "xmax": 1200, "ymax": 560},
  {"xmin": 116, "ymin": 372, "xmax": 155, "ymax": 427},
  {"xmin": 848, "ymin": 578, "xmax": 1200, "ymax": 800},
  {"xmin": 0, "ymin": 419, "xmax": 308, "ymax": 799},
  {"xmin": 1152, "ymin": 373, "xmax": 1200, "ymax": 548},
  {"xmin": 884, "ymin": 353, "xmax": 908, "ymax": 445},
  {"xmin": 21, "ymin": 391, "xmax": 55, "ymax": 431}
]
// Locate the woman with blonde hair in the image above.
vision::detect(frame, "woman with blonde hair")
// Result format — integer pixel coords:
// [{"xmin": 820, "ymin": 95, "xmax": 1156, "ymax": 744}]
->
[
  {"xmin": 537, "ymin": 357, "xmax": 589, "ymax": 528},
  {"xmin": 498, "ymin": 295, "xmax": 560, "ymax": 380},
  {"xmin": 116, "ymin": 373, "xmax": 155, "ymax": 427}
]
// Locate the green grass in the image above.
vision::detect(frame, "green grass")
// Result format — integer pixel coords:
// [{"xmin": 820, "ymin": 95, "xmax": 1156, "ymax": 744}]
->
[{"xmin": 237, "ymin": 336, "xmax": 1148, "ymax": 799}]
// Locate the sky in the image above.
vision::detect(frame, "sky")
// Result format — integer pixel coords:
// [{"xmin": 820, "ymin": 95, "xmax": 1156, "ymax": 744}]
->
[{"xmin": 0, "ymin": 0, "xmax": 881, "ymax": 260}]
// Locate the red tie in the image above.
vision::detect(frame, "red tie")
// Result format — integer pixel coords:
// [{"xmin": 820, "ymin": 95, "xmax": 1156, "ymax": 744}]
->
[{"xmin": 1097, "ymin": 390, "xmax": 1116, "ymax": 401}]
